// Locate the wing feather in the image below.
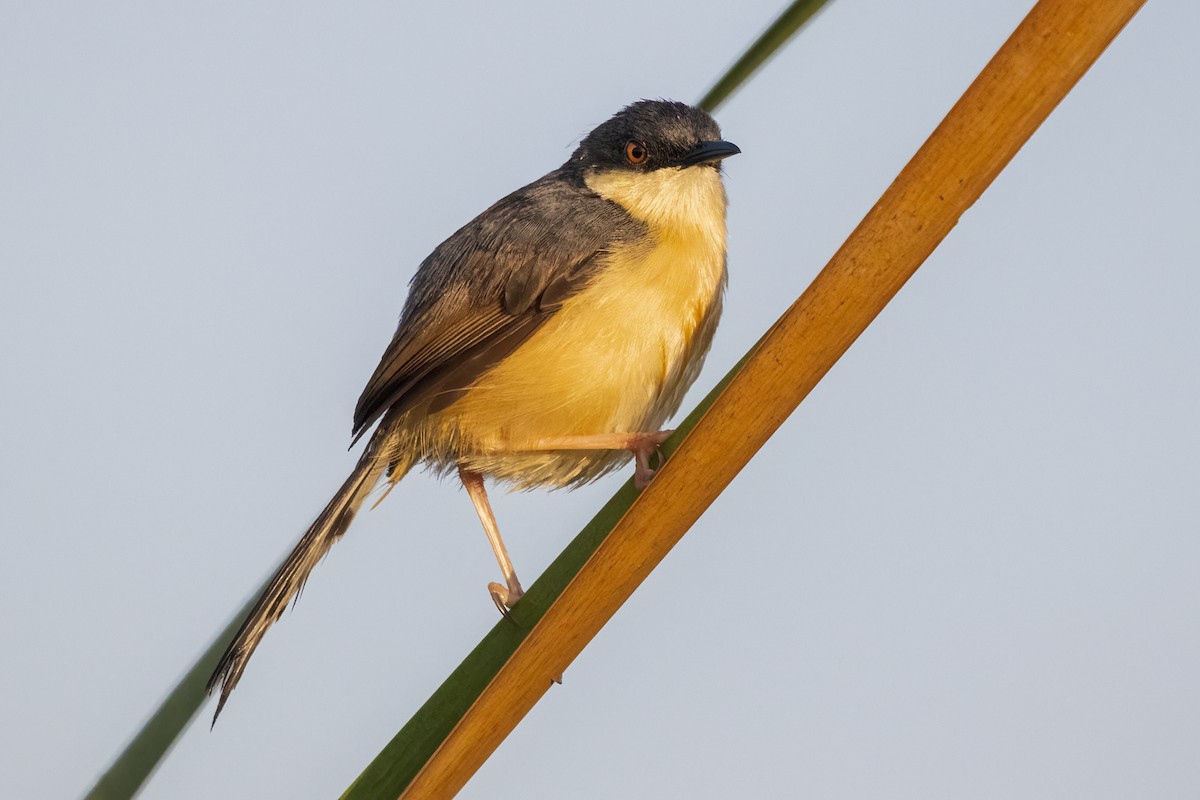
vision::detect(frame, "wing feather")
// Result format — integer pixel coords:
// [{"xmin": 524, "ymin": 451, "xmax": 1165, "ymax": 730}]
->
[{"xmin": 352, "ymin": 169, "xmax": 644, "ymax": 438}]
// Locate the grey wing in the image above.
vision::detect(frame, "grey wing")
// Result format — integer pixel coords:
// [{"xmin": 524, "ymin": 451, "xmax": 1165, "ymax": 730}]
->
[{"xmin": 351, "ymin": 170, "xmax": 643, "ymax": 439}]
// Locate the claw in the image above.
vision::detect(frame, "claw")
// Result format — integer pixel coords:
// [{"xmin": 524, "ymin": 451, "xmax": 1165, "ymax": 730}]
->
[
  {"xmin": 631, "ymin": 430, "xmax": 673, "ymax": 489},
  {"xmin": 489, "ymin": 580, "xmax": 524, "ymax": 623}
]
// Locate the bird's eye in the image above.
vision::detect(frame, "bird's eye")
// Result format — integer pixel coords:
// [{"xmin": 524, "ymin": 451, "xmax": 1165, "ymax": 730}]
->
[{"xmin": 624, "ymin": 141, "xmax": 648, "ymax": 165}]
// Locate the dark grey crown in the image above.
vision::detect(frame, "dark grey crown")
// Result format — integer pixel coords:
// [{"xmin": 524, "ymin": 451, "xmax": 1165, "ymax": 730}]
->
[{"xmin": 568, "ymin": 100, "xmax": 723, "ymax": 173}]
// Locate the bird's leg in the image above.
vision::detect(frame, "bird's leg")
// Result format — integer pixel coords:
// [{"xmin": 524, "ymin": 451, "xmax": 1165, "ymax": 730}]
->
[
  {"xmin": 458, "ymin": 465, "xmax": 524, "ymax": 614},
  {"xmin": 528, "ymin": 431, "xmax": 674, "ymax": 489}
]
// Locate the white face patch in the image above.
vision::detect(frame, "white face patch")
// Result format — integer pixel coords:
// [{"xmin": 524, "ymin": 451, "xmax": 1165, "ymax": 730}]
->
[{"xmin": 584, "ymin": 165, "xmax": 728, "ymax": 240}]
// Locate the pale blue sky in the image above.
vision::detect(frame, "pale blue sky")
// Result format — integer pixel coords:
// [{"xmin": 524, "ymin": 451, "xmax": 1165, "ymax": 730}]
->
[{"xmin": 3, "ymin": 2, "xmax": 1198, "ymax": 798}]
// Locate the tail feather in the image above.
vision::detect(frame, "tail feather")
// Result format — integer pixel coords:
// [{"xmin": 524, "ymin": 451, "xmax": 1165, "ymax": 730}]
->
[{"xmin": 207, "ymin": 428, "xmax": 397, "ymax": 723}]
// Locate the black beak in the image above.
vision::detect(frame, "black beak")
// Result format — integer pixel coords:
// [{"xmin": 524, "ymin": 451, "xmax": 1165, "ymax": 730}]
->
[{"xmin": 680, "ymin": 139, "xmax": 741, "ymax": 167}]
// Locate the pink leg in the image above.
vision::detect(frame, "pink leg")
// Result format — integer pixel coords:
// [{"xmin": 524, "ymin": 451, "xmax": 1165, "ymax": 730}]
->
[
  {"xmin": 530, "ymin": 430, "xmax": 674, "ymax": 490},
  {"xmin": 459, "ymin": 466, "xmax": 524, "ymax": 613}
]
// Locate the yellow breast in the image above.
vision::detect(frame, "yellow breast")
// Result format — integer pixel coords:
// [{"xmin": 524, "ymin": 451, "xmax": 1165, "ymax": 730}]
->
[{"xmin": 427, "ymin": 164, "xmax": 729, "ymax": 488}]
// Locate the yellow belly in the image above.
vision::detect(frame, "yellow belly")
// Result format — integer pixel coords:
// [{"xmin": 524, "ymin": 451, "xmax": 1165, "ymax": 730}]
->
[
  {"xmin": 428, "ymin": 231, "xmax": 726, "ymax": 488},
  {"xmin": 392, "ymin": 162, "xmax": 731, "ymax": 489}
]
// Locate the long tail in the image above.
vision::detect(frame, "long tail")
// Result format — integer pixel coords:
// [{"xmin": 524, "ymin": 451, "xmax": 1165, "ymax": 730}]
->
[{"xmin": 207, "ymin": 425, "xmax": 402, "ymax": 723}]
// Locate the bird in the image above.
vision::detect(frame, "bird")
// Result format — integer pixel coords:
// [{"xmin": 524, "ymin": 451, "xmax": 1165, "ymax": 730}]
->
[{"xmin": 207, "ymin": 99, "xmax": 740, "ymax": 722}]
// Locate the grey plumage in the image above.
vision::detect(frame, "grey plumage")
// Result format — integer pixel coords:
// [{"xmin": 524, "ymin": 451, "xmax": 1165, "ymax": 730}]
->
[{"xmin": 352, "ymin": 170, "xmax": 646, "ymax": 439}]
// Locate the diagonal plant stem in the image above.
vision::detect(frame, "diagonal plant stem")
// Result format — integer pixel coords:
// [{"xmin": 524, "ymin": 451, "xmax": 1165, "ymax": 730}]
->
[
  {"xmin": 700, "ymin": 0, "xmax": 831, "ymax": 112},
  {"xmin": 359, "ymin": 1, "xmax": 1147, "ymax": 798},
  {"xmin": 77, "ymin": 3, "xmax": 835, "ymax": 798},
  {"xmin": 82, "ymin": 594, "xmax": 260, "ymax": 800}
]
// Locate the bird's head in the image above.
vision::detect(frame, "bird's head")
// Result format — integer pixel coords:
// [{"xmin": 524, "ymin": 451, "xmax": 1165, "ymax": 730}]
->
[
  {"xmin": 571, "ymin": 99, "xmax": 740, "ymax": 174},
  {"xmin": 569, "ymin": 100, "xmax": 740, "ymax": 233}
]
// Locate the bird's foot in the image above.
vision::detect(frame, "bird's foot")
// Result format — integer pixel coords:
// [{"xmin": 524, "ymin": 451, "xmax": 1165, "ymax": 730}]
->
[
  {"xmin": 489, "ymin": 579, "xmax": 525, "ymax": 621},
  {"xmin": 631, "ymin": 430, "xmax": 674, "ymax": 489}
]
